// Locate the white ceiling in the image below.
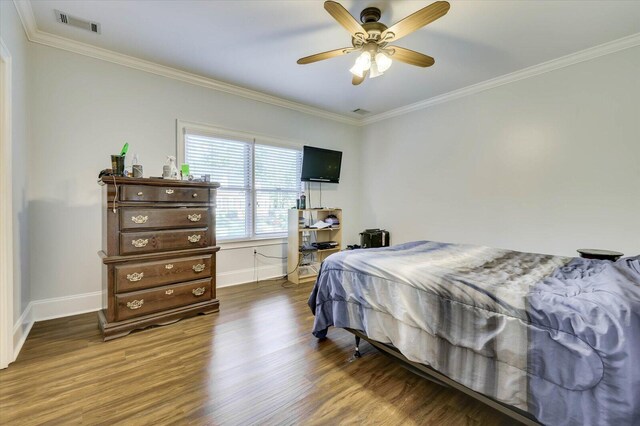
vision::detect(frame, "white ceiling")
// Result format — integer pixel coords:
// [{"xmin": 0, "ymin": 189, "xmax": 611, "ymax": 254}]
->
[{"xmin": 28, "ymin": 0, "xmax": 640, "ymax": 117}]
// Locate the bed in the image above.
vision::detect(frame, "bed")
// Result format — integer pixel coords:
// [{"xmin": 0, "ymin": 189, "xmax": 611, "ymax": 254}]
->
[{"xmin": 307, "ymin": 241, "xmax": 640, "ymax": 425}]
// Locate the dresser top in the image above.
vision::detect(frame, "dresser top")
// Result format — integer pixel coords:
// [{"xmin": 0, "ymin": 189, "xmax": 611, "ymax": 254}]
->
[{"xmin": 100, "ymin": 176, "xmax": 220, "ymax": 189}]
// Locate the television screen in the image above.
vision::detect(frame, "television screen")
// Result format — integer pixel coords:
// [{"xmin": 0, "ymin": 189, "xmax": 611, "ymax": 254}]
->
[{"xmin": 301, "ymin": 146, "xmax": 342, "ymax": 183}]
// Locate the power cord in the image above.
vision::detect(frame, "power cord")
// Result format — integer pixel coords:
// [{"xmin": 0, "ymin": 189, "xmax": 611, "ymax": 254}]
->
[
  {"xmin": 254, "ymin": 251, "xmax": 308, "ymax": 288},
  {"xmin": 112, "ymin": 175, "xmax": 118, "ymax": 213},
  {"xmin": 255, "ymin": 253, "xmax": 286, "ymax": 260}
]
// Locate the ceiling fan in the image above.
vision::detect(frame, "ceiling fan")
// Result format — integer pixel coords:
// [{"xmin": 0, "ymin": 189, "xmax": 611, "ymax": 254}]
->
[{"xmin": 297, "ymin": 1, "xmax": 450, "ymax": 85}]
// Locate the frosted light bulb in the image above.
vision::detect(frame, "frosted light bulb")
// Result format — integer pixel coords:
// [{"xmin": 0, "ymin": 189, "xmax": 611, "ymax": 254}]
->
[
  {"xmin": 375, "ymin": 52, "xmax": 392, "ymax": 72},
  {"xmin": 349, "ymin": 52, "xmax": 373, "ymax": 78},
  {"xmin": 358, "ymin": 51, "xmax": 372, "ymax": 70},
  {"xmin": 349, "ymin": 63, "xmax": 364, "ymax": 77},
  {"xmin": 369, "ymin": 61, "xmax": 383, "ymax": 78}
]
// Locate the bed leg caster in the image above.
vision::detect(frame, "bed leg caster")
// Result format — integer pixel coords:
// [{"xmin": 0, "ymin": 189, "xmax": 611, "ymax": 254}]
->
[{"xmin": 354, "ymin": 335, "xmax": 361, "ymax": 358}]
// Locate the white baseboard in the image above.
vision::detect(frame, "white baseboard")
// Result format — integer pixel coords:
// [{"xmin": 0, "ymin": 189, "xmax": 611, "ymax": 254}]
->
[
  {"xmin": 10, "ymin": 265, "xmax": 284, "ymax": 360},
  {"xmin": 30, "ymin": 291, "xmax": 102, "ymax": 322},
  {"xmin": 217, "ymin": 263, "xmax": 286, "ymax": 288},
  {"xmin": 12, "ymin": 291, "xmax": 101, "ymax": 362},
  {"xmin": 13, "ymin": 302, "xmax": 33, "ymax": 361}
]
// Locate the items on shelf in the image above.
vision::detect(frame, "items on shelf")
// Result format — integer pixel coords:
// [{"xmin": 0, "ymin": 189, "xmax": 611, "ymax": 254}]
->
[
  {"xmin": 310, "ymin": 220, "xmax": 330, "ymax": 229},
  {"xmin": 300, "ymin": 243, "xmax": 317, "ymax": 252},
  {"xmin": 288, "ymin": 208, "xmax": 343, "ymax": 284},
  {"xmin": 132, "ymin": 153, "xmax": 143, "ymax": 178},
  {"xmin": 297, "ymin": 193, "xmax": 307, "ymax": 209},
  {"xmin": 324, "ymin": 214, "xmax": 340, "ymax": 226},
  {"xmin": 312, "ymin": 241, "xmax": 338, "ymax": 250},
  {"xmin": 99, "ymin": 142, "xmax": 211, "ymax": 182},
  {"xmin": 163, "ymin": 156, "xmax": 179, "ymax": 180}
]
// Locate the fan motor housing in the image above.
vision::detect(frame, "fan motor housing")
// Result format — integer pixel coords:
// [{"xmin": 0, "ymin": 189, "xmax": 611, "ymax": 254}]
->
[{"xmin": 360, "ymin": 7, "xmax": 381, "ymax": 23}]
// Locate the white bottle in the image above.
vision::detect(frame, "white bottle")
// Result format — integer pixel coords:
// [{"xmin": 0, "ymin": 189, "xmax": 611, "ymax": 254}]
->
[{"xmin": 166, "ymin": 156, "xmax": 179, "ymax": 180}]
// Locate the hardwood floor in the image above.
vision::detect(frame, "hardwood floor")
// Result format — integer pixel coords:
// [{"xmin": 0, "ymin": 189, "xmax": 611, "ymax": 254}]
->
[{"xmin": 0, "ymin": 280, "xmax": 513, "ymax": 425}]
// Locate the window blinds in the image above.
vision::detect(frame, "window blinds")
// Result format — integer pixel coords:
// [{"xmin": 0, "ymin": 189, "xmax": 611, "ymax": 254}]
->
[
  {"xmin": 254, "ymin": 144, "xmax": 302, "ymax": 237},
  {"xmin": 185, "ymin": 134, "xmax": 252, "ymax": 240},
  {"xmin": 184, "ymin": 132, "xmax": 301, "ymax": 241}
]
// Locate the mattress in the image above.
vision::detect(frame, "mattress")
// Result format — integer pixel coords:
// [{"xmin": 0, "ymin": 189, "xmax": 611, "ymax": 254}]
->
[{"xmin": 307, "ymin": 241, "xmax": 640, "ymax": 425}]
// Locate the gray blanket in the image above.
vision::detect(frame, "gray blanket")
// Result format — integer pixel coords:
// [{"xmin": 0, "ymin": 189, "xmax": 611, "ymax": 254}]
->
[{"xmin": 308, "ymin": 241, "xmax": 640, "ymax": 425}]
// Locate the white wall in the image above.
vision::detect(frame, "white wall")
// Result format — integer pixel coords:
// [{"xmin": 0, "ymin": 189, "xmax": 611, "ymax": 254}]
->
[
  {"xmin": 361, "ymin": 46, "xmax": 640, "ymax": 257},
  {"xmin": 29, "ymin": 43, "xmax": 361, "ymax": 301},
  {"xmin": 19, "ymin": 25, "xmax": 640, "ymax": 316},
  {"xmin": 1, "ymin": 1, "xmax": 31, "ymax": 324}
]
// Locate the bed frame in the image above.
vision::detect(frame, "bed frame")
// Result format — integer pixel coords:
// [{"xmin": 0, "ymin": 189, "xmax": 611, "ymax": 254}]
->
[{"xmin": 344, "ymin": 328, "xmax": 541, "ymax": 426}]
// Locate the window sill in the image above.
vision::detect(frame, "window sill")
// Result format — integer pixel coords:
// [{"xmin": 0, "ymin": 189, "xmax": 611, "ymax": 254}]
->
[{"xmin": 219, "ymin": 237, "xmax": 287, "ymax": 251}]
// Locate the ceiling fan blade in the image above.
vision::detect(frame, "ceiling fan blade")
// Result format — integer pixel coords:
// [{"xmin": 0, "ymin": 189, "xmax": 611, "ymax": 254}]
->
[
  {"xmin": 297, "ymin": 47, "xmax": 354, "ymax": 65},
  {"xmin": 386, "ymin": 46, "xmax": 435, "ymax": 67},
  {"xmin": 324, "ymin": 1, "xmax": 367, "ymax": 39},
  {"xmin": 381, "ymin": 1, "xmax": 450, "ymax": 43},
  {"xmin": 352, "ymin": 70, "xmax": 368, "ymax": 85}
]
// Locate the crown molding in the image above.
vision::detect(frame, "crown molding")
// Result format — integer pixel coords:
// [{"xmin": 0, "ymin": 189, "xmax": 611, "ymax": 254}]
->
[
  {"xmin": 12, "ymin": 0, "xmax": 360, "ymax": 126},
  {"xmin": 12, "ymin": 0, "xmax": 37, "ymax": 37},
  {"xmin": 13, "ymin": 0, "xmax": 640, "ymax": 128},
  {"xmin": 361, "ymin": 32, "xmax": 640, "ymax": 125}
]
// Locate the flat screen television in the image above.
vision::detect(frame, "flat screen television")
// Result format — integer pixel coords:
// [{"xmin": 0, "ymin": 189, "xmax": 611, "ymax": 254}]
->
[{"xmin": 301, "ymin": 146, "xmax": 342, "ymax": 183}]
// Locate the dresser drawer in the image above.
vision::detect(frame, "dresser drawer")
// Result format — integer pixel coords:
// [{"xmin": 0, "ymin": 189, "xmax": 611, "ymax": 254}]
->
[
  {"xmin": 115, "ymin": 279, "xmax": 212, "ymax": 321},
  {"xmin": 120, "ymin": 229, "xmax": 208, "ymax": 255},
  {"xmin": 120, "ymin": 185, "xmax": 209, "ymax": 203},
  {"xmin": 116, "ymin": 255, "xmax": 213, "ymax": 292},
  {"xmin": 121, "ymin": 208, "xmax": 208, "ymax": 230}
]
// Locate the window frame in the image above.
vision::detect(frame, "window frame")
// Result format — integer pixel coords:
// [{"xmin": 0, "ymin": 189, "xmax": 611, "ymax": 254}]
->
[{"xmin": 177, "ymin": 120, "xmax": 304, "ymax": 244}]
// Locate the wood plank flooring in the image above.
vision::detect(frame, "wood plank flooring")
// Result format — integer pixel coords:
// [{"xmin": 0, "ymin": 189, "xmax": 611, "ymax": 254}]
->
[{"xmin": 0, "ymin": 280, "xmax": 512, "ymax": 425}]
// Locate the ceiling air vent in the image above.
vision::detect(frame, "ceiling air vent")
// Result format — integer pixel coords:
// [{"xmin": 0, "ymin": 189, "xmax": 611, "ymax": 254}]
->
[
  {"xmin": 55, "ymin": 10, "xmax": 101, "ymax": 34},
  {"xmin": 352, "ymin": 108, "xmax": 371, "ymax": 116}
]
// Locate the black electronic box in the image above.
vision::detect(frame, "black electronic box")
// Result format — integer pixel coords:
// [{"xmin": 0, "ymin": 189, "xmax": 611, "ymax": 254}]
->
[{"xmin": 360, "ymin": 229, "xmax": 390, "ymax": 249}]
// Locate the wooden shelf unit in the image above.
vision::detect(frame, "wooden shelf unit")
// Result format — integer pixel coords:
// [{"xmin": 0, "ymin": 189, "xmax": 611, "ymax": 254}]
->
[{"xmin": 288, "ymin": 208, "xmax": 342, "ymax": 284}]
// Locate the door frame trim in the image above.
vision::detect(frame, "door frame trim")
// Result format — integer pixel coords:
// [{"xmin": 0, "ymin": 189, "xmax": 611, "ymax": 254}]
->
[{"xmin": 0, "ymin": 38, "xmax": 14, "ymax": 369}]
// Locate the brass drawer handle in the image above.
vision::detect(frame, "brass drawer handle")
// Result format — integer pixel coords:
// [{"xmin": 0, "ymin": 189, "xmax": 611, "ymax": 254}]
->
[
  {"xmin": 137, "ymin": 191, "xmax": 143, "ymax": 196},
  {"xmin": 131, "ymin": 215, "xmax": 148, "ymax": 224},
  {"xmin": 165, "ymin": 264, "xmax": 174, "ymax": 270},
  {"xmin": 192, "ymin": 263, "xmax": 206, "ymax": 273},
  {"xmin": 187, "ymin": 213, "xmax": 202, "ymax": 222},
  {"xmin": 165, "ymin": 189, "xmax": 174, "ymax": 194},
  {"xmin": 187, "ymin": 234, "xmax": 201, "ymax": 243},
  {"xmin": 192, "ymin": 287, "xmax": 206, "ymax": 296},
  {"xmin": 132, "ymin": 239, "xmax": 149, "ymax": 248},
  {"xmin": 126, "ymin": 299, "xmax": 144, "ymax": 310},
  {"xmin": 126, "ymin": 272, "xmax": 144, "ymax": 282},
  {"xmin": 192, "ymin": 193, "xmax": 198, "ymax": 198},
  {"xmin": 165, "ymin": 289, "xmax": 174, "ymax": 295}
]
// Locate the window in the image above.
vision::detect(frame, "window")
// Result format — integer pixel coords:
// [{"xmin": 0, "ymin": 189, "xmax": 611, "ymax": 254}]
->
[{"xmin": 183, "ymin": 128, "xmax": 302, "ymax": 241}]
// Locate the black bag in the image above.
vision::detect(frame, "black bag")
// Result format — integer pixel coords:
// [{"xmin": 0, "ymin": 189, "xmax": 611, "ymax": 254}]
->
[{"xmin": 360, "ymin": 229, "xmax": 390, "ymax": 248}]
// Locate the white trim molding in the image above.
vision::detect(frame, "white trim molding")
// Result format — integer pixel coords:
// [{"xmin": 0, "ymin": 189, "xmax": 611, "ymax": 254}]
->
[
  {"xmin": 0, "ymin": 38, "xmax": 14, "ymax": 369},
  {"xmin": 9, "ymin": 267, "xmax": 284, "ymax": 360},
  {"xmin": 11, "ymin": 291, "xmax": 102, "ymax": 361},
  {"xmin": 217, "ymin": 263, "xmax": 287, "ymax": 288},
  {"xmin": 12, "ymin": 0, "xmax": 359, "ymax": 126},
  {"xmin": 361, "ymin": 32, "xmax": 640, "ymax": 125},
  {"xmin": 30, "ymin": 291, "xmax": 102, "ymax": 322},
  {"xmin": 12, "ymin": 302, "xmax": 33, "ymax": 362},
  {"xmin": 13, "ymin": 0, "xmax": 640, "ymax": 127}
]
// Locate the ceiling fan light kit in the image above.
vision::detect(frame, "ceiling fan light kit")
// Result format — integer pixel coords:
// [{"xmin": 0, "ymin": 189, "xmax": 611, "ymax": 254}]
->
[
  {"xmin": 297, "ymin": 1, "xmax": 450, "ymax": 85},
  {"xmin": 349, "ymin": 46, "xmax": 393, "ymax": 79}
]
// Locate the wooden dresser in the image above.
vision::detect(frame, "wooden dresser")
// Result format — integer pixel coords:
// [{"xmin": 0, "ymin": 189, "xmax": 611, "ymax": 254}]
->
[{"xmin": 98, "ymin": 177, "xmax": 220, "ymax": 340}]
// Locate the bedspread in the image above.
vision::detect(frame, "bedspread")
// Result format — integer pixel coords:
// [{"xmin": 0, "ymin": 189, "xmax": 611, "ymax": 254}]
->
[{"xmin": 308, "ymin": 241, "xmax": 640, "ymax": 425}]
